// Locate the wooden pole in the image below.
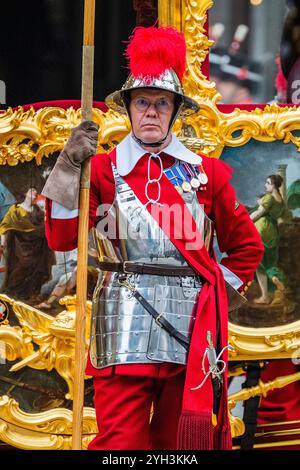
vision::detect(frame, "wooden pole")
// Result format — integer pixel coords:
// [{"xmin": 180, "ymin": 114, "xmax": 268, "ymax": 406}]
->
[{"xmin": 72, "ymin": 0, "xmax": 96, "ymax": 450}]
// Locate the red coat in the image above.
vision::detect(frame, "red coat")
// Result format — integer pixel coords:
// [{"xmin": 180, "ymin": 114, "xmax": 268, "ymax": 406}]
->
[{"xmin": 45, "ymin": 150, "xmax": 264, "ymax": 378}]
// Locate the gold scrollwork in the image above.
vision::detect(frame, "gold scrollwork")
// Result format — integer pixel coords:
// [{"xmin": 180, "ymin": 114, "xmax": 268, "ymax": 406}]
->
[
  {"xmin": 159, "ymin": 1, "xmax": 218, "ymax": 101},
  {"xmin": 0, "ymin": 106, "xmax": 129, "ymax": 166},
  {"xmin": 0, "ymin": 294, "xmax": 91, "ymax": 400},
  {"xmin": 0, "ymin": 396, "xmax": 96, "ymax": 449},
  {"xmin": 183, "ymin": 0, "xmax": 218, "ymax": 102},
  {"xmin": 228, "ymin": 320, "xmax": 300, "ymax": 361},
  {"xmin": 2, "ymin": 102, "xmax": 300, "ymax": 168}
]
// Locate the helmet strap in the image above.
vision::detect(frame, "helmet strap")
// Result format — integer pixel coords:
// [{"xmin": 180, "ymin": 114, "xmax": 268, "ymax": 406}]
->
[{"xmin": 131, "ymin": 132, "xmax": 169, "ymax": 148}]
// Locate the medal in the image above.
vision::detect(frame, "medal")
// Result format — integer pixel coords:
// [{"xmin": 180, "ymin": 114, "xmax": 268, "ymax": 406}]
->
[
  {"xmin": 175, "ymin": 185, "xmax": 183, "ymax": 194},
  {"xmin": 190, "ymin": 177, "xmax": 200, "ymax": 189},
  {"xmin": 198, "ymin": 172, "xmax": 208, "ymax": 185},
  {"xmin": 182, "ymin": 181, "xmax": 192, "ymax": 192},
  {"xmin": 184, "ymin": 162, "xmax": 204, "ymax": 191},
  {"xmin": 176, "ymin": 165, "xmax": 191, "ymax": 192},
  {"xmin": 197, "ymin": 164, "xmax": 208, "ymax": 185},
  {"xmin": 182, "ymin": 162, "xmax": 197, "ymax": 190}
]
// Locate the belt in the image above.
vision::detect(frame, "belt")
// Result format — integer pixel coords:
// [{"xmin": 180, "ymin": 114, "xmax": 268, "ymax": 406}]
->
[
  {"xmin": 98, "ymin": 261, "xmax": 196, "ymax": 277},
  {"xmin": 99, "ymin": 262, "xmax": 247, "ymax": 312}
]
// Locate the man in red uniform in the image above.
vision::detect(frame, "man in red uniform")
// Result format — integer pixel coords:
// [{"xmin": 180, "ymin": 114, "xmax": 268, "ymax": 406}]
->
[{"xmin": 42, "ymin": 26, "xmax": 263, "ymax": 450}]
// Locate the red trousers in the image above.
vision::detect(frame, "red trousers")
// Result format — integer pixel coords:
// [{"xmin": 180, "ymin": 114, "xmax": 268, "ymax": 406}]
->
[{"xmin": 88, "ymin": 370, "xmax": 186, "ymax": 450}]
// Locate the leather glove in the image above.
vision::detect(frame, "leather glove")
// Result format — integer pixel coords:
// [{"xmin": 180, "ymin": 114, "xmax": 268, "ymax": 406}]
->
[
  {"xmin": 61, "ymin": 120, "xmax": 99, "ymax": 167},
  {"xmin": 42, "ymin": 121, "xmax": 99, "ymax": 210}
]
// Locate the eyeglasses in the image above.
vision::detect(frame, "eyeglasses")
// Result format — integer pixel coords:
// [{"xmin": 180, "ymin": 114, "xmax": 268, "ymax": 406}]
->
[{"xmin": 131, "ymin": 96, "xmax": 174, "ymax": 113}]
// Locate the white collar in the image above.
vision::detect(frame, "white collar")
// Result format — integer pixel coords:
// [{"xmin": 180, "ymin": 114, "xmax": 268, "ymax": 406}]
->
[{"xmin": 116, "ymin": 133, "xmax": 202, "ymax": 176}]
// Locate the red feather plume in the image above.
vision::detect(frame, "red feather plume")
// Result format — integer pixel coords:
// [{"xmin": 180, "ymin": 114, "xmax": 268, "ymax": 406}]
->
[{"xmin": 125, "ymin": 26, "xmax": 186, "ymax": 81}]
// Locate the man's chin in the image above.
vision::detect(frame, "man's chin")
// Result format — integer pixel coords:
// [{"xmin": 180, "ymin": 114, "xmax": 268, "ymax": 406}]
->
[{"xmin": 138, "ymin": 131, "xmax": 163, "ymax": 144}]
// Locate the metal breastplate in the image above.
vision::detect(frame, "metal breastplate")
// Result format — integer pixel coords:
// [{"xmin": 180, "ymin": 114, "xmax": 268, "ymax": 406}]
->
[{"xmin": 90, "ymin": 162, "xmax": 214, "ymax": 369}]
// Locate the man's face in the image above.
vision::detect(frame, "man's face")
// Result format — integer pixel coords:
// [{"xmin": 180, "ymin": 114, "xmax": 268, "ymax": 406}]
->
[{"xmin": 129, "ymin": 89, "xmax": 175, "ymax": 144}]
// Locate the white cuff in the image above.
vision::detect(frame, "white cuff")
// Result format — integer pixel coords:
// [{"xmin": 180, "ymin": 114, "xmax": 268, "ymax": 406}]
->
[
  {"xmin": 220, "ymin": 264, "xmax": 243, "ymax": 289},
  {"xmin": 51, "ymin": 201, "xmax": 79, "ymax": 219}
]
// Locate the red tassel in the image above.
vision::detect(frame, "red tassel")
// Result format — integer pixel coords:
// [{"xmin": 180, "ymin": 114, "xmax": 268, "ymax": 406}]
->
[
  {"xmin": 126, "ymin": 26, "xmax": 186, "ymax": 80},
  {"xmin": 220, "ymin": 428, "xmax": 232, "ymax": 450},
  {"xmin": 177, "ymin": 411, "xmax": 214, "ymax": 450},
  {"xmin": 213, "ymin": 427, "xmax": 232, "ymax": 450}
]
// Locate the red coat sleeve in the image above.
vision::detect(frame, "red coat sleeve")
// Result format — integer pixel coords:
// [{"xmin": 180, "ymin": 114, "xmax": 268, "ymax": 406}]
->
[
  {"xmin": 210, "ymin": 157, "xmax": 264, "ymax": 291},
  {"xmin": 44, "ymin": 153, "xmax": 115, "ymax": 252}
]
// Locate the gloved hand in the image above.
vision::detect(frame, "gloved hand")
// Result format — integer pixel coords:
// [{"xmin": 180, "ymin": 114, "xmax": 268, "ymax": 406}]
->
[
  {"xmin": 42, "ymin": 120, "xmax": 99, "ymax": 210},
  {"xmin": 60, "ymin": 120, "xmax": 99, "ymax": 167}
]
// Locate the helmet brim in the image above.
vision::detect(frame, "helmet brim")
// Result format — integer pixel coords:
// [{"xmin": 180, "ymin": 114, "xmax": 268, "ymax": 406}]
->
[
  {"xmin": 105, "ymin": 70, "xmax": 200, "ymax": 118},
  {"xmin": 105, "ymin": 88, "xmax": 199, "ymax": 117}
]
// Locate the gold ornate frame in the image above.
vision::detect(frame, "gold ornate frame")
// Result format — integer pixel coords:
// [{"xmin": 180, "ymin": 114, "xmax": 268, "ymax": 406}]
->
[{"xmin": 1, "ymin": 0, "xmax": 300, "ymax": 449}]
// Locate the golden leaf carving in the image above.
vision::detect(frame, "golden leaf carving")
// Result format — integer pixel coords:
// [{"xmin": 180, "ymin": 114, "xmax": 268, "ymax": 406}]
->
[
  {"xmin": 0, "ymin": 294, "xmax": 91, "ymax": 399},
  {"xmin": 0, "ymin": 396, "xmax": 96, "ymax": 449},
  {"xmin": 228, "ymin": 320, "xmax": 300, "ymax": 361}
]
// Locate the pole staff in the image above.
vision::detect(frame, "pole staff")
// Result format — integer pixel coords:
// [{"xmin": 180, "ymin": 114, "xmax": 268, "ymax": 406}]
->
[{"xmin": 72, "ymin": 0, "xmax": 96, "ymax": 450}]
